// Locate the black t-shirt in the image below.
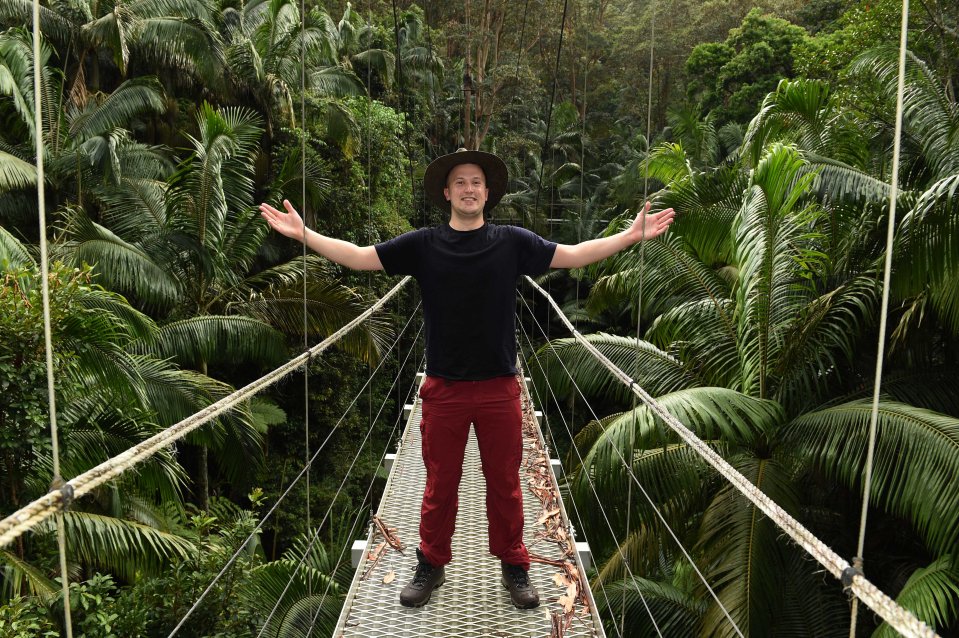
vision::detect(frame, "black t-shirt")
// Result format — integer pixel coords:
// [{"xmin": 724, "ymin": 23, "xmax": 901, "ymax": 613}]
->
[{"xmin": 375, "ymin": 223, "xmax": 557, "ymax": 380}]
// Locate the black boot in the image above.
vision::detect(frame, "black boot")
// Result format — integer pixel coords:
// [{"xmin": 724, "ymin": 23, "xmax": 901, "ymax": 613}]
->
[
  {"xmin": 399, "ymin": 549, "xmax": 446, "ymax": 608},
  {"xmin": 501, "ymin": 562, "xmax": 539, "ymax": 609}
]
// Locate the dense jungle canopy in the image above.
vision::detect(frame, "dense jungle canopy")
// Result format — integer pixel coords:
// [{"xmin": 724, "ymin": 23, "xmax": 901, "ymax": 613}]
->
[{"xmin": 1, "ymin": 0, "xmax": 958, "ymax": 636}]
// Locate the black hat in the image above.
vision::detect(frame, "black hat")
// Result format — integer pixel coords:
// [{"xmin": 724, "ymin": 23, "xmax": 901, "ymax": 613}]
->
[{"xmin": 423, "ymin": 148, "xmax": 508, "ymax": 213}]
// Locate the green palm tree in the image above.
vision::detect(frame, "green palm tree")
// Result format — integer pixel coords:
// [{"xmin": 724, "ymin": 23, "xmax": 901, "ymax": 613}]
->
[
  {"xmin": 533, "ymin": 139, "xmax": 959, "ymax": 636},
  {"xmin": 0, "ymin": 0, "xmax": 225, "ymax": 94},
  {"xmin": 0, "ymin": 236, "xmax": 227, "ymax": 602}
]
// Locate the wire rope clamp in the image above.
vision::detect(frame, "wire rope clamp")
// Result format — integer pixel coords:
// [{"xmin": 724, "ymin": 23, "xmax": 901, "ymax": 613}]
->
[
  {"xmin": 48, "ymin": 476, "xmax": 74, "ymax": 511},
  {"xmin": 841, "ymin": 557, "xmax": 864, "ymax": 592}
]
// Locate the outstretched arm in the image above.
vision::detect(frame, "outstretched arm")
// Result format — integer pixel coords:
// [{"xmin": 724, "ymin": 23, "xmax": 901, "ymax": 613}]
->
[
  {"xmin": 549, "ymin": 202, "xmax": 675, "ymax": 269},
  {"xmin": 259, "ymin": 200, "xmax": 383, "ymax": 271}
]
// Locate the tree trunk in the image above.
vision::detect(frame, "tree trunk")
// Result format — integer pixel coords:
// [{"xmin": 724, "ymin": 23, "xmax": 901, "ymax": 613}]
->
[
  {"xmin": 197, "ymin": 360, "xmax": 210, "ymax": 510},
  {"xmin": 197, "ymin": 445, "xmax": 209, "ymax": 511}
]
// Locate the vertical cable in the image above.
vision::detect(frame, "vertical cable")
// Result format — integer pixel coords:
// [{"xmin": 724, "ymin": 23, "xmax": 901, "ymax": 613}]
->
[
  {"xmin": 624, "ymin": 3, "xmax": 656, "ymax": 631},
  {"xmin": 534, "ymin": 0, "xmax": 570, "ymax": 217},
  {"xmin": 32, "ymin": 3, "xmax": 73, "ymax": 634},
  {"xmin": 849, "ymin": 0, "xmax": 910, "ymax": 635},
  {"xmin": 366, "ymin": 2, "xmax": 375, "ymax": 487},
  {"xmin": 299, "ymin": 0, "xmax": 310, "ymax": 582}
]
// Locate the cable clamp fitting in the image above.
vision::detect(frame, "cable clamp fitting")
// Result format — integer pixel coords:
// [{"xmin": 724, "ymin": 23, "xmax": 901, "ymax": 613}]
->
[
  {"xmin": 841, "ymin": 557, "xmax": 864, "ymax": 591},
  {"xmin": 49, "ymin": 477, "xmax": 74, "ymax": 511}
]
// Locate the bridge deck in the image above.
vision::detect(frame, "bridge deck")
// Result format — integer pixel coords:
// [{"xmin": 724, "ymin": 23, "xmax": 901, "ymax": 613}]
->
[{"xmin": 333, "ymin": 373, "xmax": 604, "ymax": 638}]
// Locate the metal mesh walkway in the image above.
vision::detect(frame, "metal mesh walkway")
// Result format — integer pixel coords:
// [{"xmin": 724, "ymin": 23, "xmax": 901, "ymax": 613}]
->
[{"xmin": 333, "ymin": 374, "xmax": 605, "ymax": 637}]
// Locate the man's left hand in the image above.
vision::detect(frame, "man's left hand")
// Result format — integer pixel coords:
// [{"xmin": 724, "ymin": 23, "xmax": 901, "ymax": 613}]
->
[{"xmin": 625, "ymin": 201, "xmax": 675, "ymax": 244}]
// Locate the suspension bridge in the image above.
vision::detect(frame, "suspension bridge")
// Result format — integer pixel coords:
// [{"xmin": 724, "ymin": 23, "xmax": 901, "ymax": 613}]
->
[
  {"xmin": 2, "ymin": 0, "xmax": 948, "ymax": 635},
  {"xmin": 0, "ymin": 272, "xmax": 944, "ymax": 638}
]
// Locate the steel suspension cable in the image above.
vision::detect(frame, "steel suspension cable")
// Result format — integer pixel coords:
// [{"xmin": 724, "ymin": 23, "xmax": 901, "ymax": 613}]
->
[
  {"xmin": 524, "ymin": 276, "xmax": 941, "ymax": 638},
  {"xmin": 31, "ymin": 1, "xmax": 73, "ymax": 633},
  {"xmin": 302, "ymin": 350, "xmax": 426, "ymax": 636},
  {"xmin": 533, "ymin": 0, "xmax": 570, "ymax": 216},
  {"xmin": 299, "ymin": 0, "xmax": 311, "ymax": 573},
  {"xmin": 626, "ymin": 2, "xmax": 657, "ymax": 632},
  {"xmin": 0, "ymin": 277, "xmax": 412, "ymax": 549},
  {"xmin": 521, "ymin": 296, "xmax": 743, "ymax": 637},
  {"xmin": 258, "ymin": 328, "xmax": 424, "ymax": 637},
  {"xmin": 167, "ymin": 301, "xmax": 422, "ymax": 636},
  {"xmin": 517, "ymin": 317, "xmax": 662, "ymax": 638},
  {"xmin": 850, "ymin": 1, "xmax": 911, "ymax": 635}
]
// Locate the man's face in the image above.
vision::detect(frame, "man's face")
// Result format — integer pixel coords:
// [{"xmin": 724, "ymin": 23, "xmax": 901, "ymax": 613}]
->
[{"xmin": 444, "ymin": 163, "xmax": 488, "ymax": 218}]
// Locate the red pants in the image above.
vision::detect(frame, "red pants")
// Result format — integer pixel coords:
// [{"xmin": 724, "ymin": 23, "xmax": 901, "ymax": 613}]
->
[{"xmin": 417, "ymin": 375, "xmax": 530, "ymax": 570}]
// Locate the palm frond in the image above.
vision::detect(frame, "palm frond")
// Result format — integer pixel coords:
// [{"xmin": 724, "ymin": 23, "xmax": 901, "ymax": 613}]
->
[
  {"xmin": 530, "ymin": 333, "xmax": 701, "ymax": 406},
  {"xmin": 595, "ymin": 576, "xmax": 706, "ymax": 638},
  {"xmin": 784, "ymin": 400, "xmax": 959, "ymax": 556},
  {"xmin": 308, "ymin": 66, "xmax": 364, "ymax": 98},
  {"xmin": 873, "ymin": 555, "xmax": 959, "ymax": 638},
  {"xmin": 68, "ymin": 77, "xmax": 166, "ymax": 140},
  {"xmin": 897, "ymin": 173, "xmax": 959, "ymax": 295},
  {"xmin": 645, "ymin": 299, "xmax": 742, "ymax": 389},
  {"xmin": 135, "ymin": 315, "xmax": 287, "ymax": 370},
  {"xmin": 0, "ymin": 149, "xmax": 36, "ymax": 192},
  {"xmin": 0, "ymin": 549, "xmax": 58, "ymax": 601},
  {"xmin": 35, "ymin": 512, "xmax": 195, "ymax": 582},
  {"xmin": 734, "ymin": 144, "xmax": 821, "ymax": 398},
  {"xmin": 59, "ymin": 206, "xmax": 179, "ymax": 310},
  {"xmin": 587, "ymin": 229, "xmax": 733, "ymax": 324},
  {"xmin": 0, "ymin": 224, "xmax": 34, "ymax": 268},
  {"xmin": 697, "ymin": 453, "xmax": 801, "ymax": 638},
  {"xmin": 773, "ymin": 276, "xmax": 878, "ymax": 413}
]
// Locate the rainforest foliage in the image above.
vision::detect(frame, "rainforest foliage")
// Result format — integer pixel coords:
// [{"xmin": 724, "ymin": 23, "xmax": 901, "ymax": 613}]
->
[{"xmin": 1, "ymin": 0, "xmax": 958, "ymax": 635}]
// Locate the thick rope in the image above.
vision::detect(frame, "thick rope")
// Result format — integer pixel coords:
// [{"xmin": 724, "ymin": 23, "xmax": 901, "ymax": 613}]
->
[
  {"xmin": 525, "ymin": 276, "xmax": 941, "ymax": 638},
  {"xmin": 521, "ymin": 297, "xmax": 745, "ymax": 636},
  {"xmin": 0, "ymin": 277, "xmax": 412, "ymax": 549},
  {"xmin": 850, "ymin": 1, "xmax": 911, "ymax": 635},
  {"xmin": 299, "ymin": 0, "xmax": 311, "ymax": 564},
  {"xmin": 32, "ymin": 3, "xmax": 74, "ymax": 634}
]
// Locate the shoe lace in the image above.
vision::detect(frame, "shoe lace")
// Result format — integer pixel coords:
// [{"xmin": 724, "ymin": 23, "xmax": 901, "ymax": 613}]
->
[
  {"xmin": 505, "ymin": 564, "xmax": 530, "ymax": 588},
  {"xmin": 410, "ymin": 562, "xmax": 434, "ymax": 587}
]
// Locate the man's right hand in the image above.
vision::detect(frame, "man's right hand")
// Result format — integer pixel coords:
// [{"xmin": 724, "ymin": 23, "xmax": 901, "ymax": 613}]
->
[{"xmin": 259, "ymin": 200, "xmax": 306, "ymax": 241}]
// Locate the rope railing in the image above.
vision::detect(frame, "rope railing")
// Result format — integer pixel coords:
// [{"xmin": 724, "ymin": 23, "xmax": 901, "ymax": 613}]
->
[
  {"xmin": 0, "ymin": 276, "xmax": 412, "ymax": 550},
  {"xmin": 523, "ymin": 275, "xmax": 941, "ymax": 638},
  {"xmin": 167, "ymin": 302, "xmax": 422, "ymax": 636},
  {"xmin": 521, "ymin": 299, "xmax": 745, "ymax": 638}
]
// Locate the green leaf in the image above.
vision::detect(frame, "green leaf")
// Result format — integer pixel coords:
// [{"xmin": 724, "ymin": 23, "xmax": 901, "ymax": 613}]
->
[{"xmin": 785, "ymin": 400, "xmax": 959, "ymax": 556}]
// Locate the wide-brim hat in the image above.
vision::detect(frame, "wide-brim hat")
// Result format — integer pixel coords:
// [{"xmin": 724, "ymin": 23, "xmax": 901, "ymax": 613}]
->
[{"xmin": 423, "ymin": 148, "xmax": 508, "ymax": 213}]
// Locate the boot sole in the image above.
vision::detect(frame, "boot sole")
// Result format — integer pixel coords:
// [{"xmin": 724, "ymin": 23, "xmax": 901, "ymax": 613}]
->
[
  {"xmin": 501, "ymin": 578, "xmax": 540, "ymax": 609},
  {"xmin": 399, "ymin": 576, "xmax": 446, "ymax": 608}
]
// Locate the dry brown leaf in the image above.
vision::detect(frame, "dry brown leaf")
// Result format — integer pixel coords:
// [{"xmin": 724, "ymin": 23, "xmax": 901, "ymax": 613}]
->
[
  {"xmin": 382, "ymin": 570, "xmax": 396, "ymax": 584},
  {"xmin": 537, "ymin": 508, "xmax": 561, "ymax": 525},
  {"xmin": 552, "ymin": 573, "xmax": 567, "ymax": 587},
  {"xmin": 558, "ymin": 594, "xmax": 575, "ymax": 614}
]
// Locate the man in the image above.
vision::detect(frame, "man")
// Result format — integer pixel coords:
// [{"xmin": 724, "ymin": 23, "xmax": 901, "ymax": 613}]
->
[{"xmin": 259, "ymin": 148, "xmax": 674, "ymax": 610}]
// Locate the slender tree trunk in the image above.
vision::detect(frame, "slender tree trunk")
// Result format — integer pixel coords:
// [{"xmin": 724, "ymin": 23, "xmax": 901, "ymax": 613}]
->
[
  {"xmin": 198, "ymin": 360, "xmax": 210, "ymax": 511},
  {"xmin": 198, "ymin": 446, "xmax": 209, "ymax": 511}
]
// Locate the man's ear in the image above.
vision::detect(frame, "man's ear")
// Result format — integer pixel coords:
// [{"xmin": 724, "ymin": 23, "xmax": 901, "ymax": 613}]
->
[{"xmin": 443, "ymin": 187, "xmax": 451, "ymax": 201}]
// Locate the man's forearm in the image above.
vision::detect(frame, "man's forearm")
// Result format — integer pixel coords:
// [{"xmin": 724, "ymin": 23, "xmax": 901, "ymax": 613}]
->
[
  {"xmin": 303, "ymin": 228, "xmax": 382, "ymax": 271},
  {"xmin": 550, "ymin": 231, "xmax": 633, "ymax": 268}
]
